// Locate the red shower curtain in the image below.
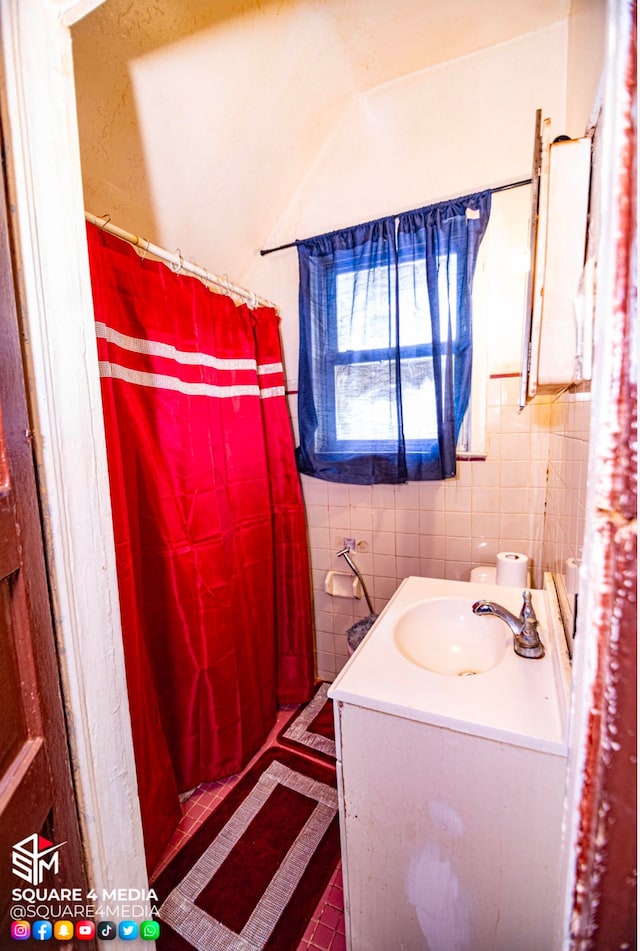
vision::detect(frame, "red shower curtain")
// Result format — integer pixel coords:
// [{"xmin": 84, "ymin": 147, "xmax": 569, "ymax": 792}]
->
[{"xmin": 86, "ymin": 224, "xmax": 314, "ymax": 872}]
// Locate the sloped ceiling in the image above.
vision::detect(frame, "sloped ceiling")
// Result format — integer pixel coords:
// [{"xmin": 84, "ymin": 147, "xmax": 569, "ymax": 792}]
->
[{"xmin": 72, "ymin": 0, "xmax": 571, "ymax": 282}]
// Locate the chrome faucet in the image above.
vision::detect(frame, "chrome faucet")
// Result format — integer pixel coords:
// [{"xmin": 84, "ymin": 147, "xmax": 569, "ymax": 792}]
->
[{"xmin": 472, "ymin": 590, "xmax": 545, "ymax": 659}]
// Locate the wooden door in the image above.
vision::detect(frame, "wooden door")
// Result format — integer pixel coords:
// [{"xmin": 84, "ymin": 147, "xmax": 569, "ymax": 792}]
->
[{"xmin": 0, "ymin": 139, "xmax": 87, "ymax": 926}]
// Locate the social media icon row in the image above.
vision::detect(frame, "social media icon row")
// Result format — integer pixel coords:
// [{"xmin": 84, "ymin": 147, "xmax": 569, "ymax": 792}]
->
[
  {"xmin": 10, "ymin": 919, "xmax": 160, "ymax": 940},
  {"xmin": 99, "ymin": 921, "xmax": 160, "ymax": 940}
]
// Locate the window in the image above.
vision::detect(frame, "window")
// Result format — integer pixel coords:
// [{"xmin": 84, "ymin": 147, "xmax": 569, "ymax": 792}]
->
[
  {"xmin": 296, "ymin": 192, "xmax": 491, "ymax": 484},
  {"xmin": 331, "ymin": 247, "xmax": 456, "ymax": 444}
]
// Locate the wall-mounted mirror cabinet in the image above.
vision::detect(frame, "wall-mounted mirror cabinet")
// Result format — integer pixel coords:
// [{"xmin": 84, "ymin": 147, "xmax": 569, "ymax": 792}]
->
[{"xmin": 520, "ymin": 112, "xmax": 594, "ymax": 410}]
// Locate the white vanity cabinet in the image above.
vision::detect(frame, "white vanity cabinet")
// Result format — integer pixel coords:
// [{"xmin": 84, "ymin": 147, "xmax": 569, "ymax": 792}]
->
[
  {"xmin": 333, "ymin": 700, "xmax": 566, "ymax": 951},
  {"xmin": 328, "ymin": 575, "xmax": 571, "ymax": 951}
]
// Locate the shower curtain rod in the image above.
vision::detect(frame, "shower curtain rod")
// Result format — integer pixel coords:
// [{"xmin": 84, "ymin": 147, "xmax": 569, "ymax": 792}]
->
[
  {"xmin": 85, "ymin": 211, "xmax": 277, "ymax": 310},
  {"xmin": 259, "ymin": 177, "xmax": 532, "ymax": 256}
]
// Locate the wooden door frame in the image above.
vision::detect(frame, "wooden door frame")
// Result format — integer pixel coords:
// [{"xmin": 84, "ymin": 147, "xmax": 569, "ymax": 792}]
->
[
  {"xmin": 0, "ymin": 0, "xmax": 148, "ymax": 895},
  {"xmin": 0, "ymin": 120, "xmax": 88, "ymax": 915}
]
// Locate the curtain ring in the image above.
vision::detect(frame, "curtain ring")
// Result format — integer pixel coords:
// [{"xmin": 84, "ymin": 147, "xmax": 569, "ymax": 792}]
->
[
  {"xmin": 138, "ymin": 237, "xmax": 150, "ymax": 262},
  {"xmin": 170, "ymin": 249, "xmax": 183, "ymax": 273},
  {"xmin": 99, "ymin": 214, "xmax": 111, "ymax": 229}
]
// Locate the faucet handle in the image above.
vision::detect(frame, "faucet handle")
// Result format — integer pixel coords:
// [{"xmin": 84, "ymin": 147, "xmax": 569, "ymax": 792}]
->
[
  {"xmin": 521, "ymin": 589, "xmax": 536, "ymax": 622},
  {"xmin": 517, "ymin": 590, "xmax": 545, "ymax": 658}
]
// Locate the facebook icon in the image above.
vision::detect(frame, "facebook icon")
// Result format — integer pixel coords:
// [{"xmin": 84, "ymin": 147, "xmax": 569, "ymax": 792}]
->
[{"xmin": 33, "ymin": 920, "xmax": 53, "ymax": 941}]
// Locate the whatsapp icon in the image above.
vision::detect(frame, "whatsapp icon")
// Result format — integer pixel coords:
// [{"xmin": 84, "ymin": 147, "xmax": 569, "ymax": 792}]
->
[{"xmin": 140, "ymin": 920, "xmax": 160, "ymax": 940}]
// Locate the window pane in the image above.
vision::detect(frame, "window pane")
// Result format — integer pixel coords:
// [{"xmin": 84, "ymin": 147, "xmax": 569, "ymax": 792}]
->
[
  {"xmin": 437, "ymin": 255, "xmax": 458, "ymax": 339},
  {"xmin": 397, "ymin": 257, "xmax": 431, "ymax": 346},
  {"xmin": 336, "ymin": 267, "xmax": 396, "ymax": 351},
  {"xmin": 335, "ymin": 361, "xmax": 399, "ymax": 440},
  {"xmin": 396, "ymin": 254, "xmax": 460, "ymax": 342},
  {"xmin": 333, "ymin": 358, "xmax": 439, "ymax": 442},
  {"xmin": 400, "ymin": 358, "xmax": 438, "ymax": 439}
]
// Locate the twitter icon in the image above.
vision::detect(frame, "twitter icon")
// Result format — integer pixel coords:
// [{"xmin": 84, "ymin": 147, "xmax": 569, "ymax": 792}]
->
[{"xmin": 118, "ymin": 921, "xmax": 139, "ymax": 940}]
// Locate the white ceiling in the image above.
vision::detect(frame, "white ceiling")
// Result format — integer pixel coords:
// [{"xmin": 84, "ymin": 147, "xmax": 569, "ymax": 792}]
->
[
  {"xmin": 74, "ymin": 0, "xmax": 572, "ymax": 89},
  {"xmin": 72, "ymin": 0, "xmax": 572, "ymax": 281}
]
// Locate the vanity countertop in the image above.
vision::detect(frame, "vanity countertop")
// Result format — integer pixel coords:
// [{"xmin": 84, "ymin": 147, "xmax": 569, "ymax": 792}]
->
[{"xmin": 328, "ymin": 573, "xmax": 571, "ymax": 755}]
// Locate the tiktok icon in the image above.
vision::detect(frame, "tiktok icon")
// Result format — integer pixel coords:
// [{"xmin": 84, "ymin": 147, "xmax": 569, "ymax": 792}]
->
[{"xmin": 96, "ymin": 920, "xmax": 117, "ymax": 940}]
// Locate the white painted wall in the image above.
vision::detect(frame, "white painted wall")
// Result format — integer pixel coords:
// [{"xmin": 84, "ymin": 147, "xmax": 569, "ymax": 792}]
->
[
  {"xmin": 68, "ymin": 0, "xmax": 609, "ymax": 695},
  {"xmin": 236, "ymin": 25, "xmax": 571, "ymax": 680},
  {"xmin": 72, "ymin": 0, "xmax": 572, "ymax": 288},
  {"xmin": 73, "ymin": 12, "xmax": 584, "ymax": 682},
  {"xmin": 567, "ymin": 0, "xmax": 608, "ymax": 133},
  {"xmin": 246, "ymin": 23, "xmax": 569, "ymax": 381}
]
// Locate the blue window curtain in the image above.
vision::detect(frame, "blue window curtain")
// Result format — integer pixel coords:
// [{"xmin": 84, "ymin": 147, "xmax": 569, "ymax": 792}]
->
[{"xmin": 296, "ymin": 190, "xmax": 491, "ymax": 484}]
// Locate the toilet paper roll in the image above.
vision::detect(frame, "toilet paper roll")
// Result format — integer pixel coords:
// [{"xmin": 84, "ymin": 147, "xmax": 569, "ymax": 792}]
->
[
  {"xmin": 565, "ymin": 558, "xmax": 581, "ymax": 597},
  {"xmin": 495, "ymin": 552, "xmax": 529, "ymax": 587}
]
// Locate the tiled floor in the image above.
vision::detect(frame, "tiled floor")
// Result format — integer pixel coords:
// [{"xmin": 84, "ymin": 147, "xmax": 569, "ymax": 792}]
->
[{"xmin": 151, "ymin": 707, "xmax": 347, "ymax": 951}]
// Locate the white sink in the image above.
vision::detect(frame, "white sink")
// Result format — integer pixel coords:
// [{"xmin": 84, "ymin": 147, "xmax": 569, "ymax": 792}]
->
[
  {"xmin": 329, "ymin": 575, "xmax": 572, "ymax": 754},
  {"xmin": 393, "ymin": 597, "xmax": 509, "ymax": 676}
]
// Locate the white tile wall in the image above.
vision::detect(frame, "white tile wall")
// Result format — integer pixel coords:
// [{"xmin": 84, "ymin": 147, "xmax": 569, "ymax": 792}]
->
[
  {"xmin": 288, "ymin": 375, "xmax": 588, "ymax": 681},
  {"xmin": 543, "ymin": 385, "xmax": 591, "ymax": 576}
]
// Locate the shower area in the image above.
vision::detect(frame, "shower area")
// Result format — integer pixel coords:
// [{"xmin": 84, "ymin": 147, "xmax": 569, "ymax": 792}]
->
[{"xmin": 85, "ymin": 220, "xmax": 314, "ymax": 871}]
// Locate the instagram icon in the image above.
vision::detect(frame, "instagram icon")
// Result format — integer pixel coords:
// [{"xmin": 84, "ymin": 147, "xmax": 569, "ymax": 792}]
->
[{"xmin": 10, "ymin": 921, "xmax": 30, "ymax": 940}]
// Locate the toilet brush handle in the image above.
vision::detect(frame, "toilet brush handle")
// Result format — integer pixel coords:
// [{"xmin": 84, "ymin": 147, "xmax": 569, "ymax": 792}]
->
[{"xmin": 337, "ymin": 548, "xmax": 375, "ymax": 615}]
